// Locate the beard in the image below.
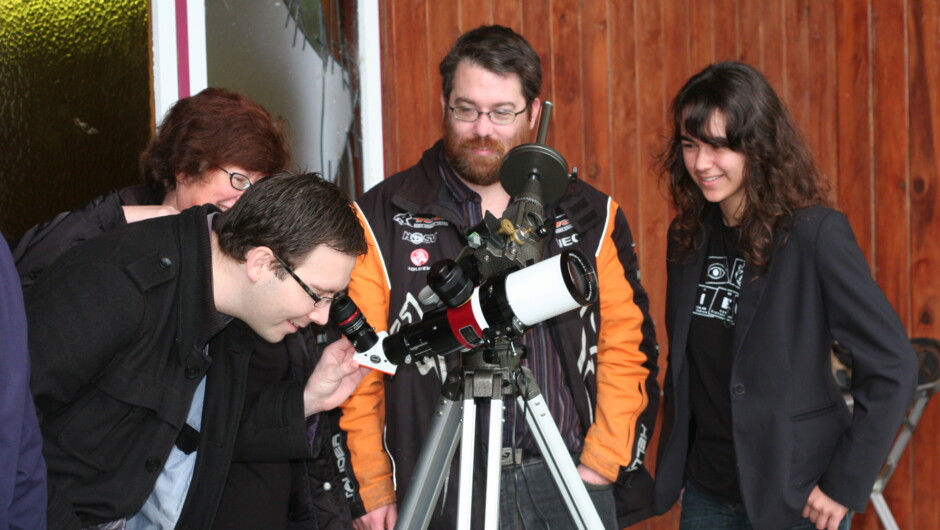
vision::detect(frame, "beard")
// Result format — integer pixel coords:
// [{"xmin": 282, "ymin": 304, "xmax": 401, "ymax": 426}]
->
[{"xmin": 442, "ymin": 119, "xmax": 530, "ymax": 186}]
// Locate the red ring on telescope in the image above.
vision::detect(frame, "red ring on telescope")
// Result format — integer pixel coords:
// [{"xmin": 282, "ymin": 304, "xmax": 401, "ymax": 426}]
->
[{"xmin": 445, "ymin": 301, "xmax": 484, "ymax": 349}]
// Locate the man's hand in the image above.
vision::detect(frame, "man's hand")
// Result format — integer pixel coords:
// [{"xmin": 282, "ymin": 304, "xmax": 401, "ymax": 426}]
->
[
  {"xmin": 577, "ymin": 463, "xmax": 612, "ymax": 485},
  {"xmin": 353, "ymin": 503, "xmax": 398, "ymax": 530},
  {"xmin": 122, "ymin": 205, "xmax": 179, "ymax": 223},
  {"xmin": 303, "ymin": 336, "xmax": 368, "ymax": 416},
  {"xmin": 802, "ymin": 485, "xmax": 848, "ymax": 530}
]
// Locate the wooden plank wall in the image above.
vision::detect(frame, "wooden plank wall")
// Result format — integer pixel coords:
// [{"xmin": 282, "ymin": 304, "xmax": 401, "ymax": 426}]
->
[{"xmin": 378, "ymin": 1, "xmax": 940, "ymax": 528}]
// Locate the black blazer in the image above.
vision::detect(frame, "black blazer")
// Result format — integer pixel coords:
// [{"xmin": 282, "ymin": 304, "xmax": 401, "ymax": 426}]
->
[{"xmin": 654, "ymin": 205, "xmax": 917, "ymax": 529}]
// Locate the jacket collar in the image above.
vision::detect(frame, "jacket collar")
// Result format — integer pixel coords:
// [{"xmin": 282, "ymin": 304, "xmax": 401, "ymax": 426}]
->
[
  {"xmin": 175, "ymin": 204, "xmax": 229, "ymax": 365},
  {"xmin": 389, "ymin": 140, "xmax": 466, "ymax": 227}
]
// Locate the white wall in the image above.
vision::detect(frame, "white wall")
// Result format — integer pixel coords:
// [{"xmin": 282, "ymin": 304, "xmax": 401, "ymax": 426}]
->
[{"xmin": 204, "ymin": 0, "xmax": 353, "ymax": 181}]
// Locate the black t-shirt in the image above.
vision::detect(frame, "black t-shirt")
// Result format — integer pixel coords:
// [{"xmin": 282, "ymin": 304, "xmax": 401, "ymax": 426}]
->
[{"xmin": 686, "ymin": 219, "xmax": 745, "ymax": 502}]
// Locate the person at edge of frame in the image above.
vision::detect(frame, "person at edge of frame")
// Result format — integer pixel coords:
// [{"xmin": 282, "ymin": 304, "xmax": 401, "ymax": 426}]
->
[
  {"xmin": 652, "ymin": 61, "xmax": 918, "ymax": 530},
  {"xmin": 13, "ymin": 87, "xmax": 360, "ymax": 529},
  {"xmin": 338, "ymin": 24, "xmax": 660, "ymax": 530},
  {"xmin": 0, "ymin": 235, "xmax": 47, "ymax": 529}
]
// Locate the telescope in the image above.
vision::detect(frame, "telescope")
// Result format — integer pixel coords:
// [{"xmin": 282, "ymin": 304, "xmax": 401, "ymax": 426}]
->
[{"xmin": 331, "ymin": 249, "xmax": 597, "ymax": 374}]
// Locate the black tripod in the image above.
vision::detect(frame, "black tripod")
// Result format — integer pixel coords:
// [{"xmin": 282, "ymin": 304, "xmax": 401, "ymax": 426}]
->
[{"xmin": 395, "ymin": 342, "xmax": 603, "ymax": 529}]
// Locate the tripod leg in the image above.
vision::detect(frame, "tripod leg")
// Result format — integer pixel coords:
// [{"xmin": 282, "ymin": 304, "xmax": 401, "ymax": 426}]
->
[
  {"xmin": 871, "ymin": 492, "xmax": 900, "ymax": 530},
  {"xmin": 457, "ymin": 390, "xmax": 477, "ymax": 529},
  {"xmin": 484, "ymin": 395, "xmax": 504, "ymax": 529},
  {"xmin": 396, "ymin": 397, "xmax": 463, "ymax": 530},
  {"xmin": 517, "ymin": 393, "xmax": 604, "ymax": 530}
]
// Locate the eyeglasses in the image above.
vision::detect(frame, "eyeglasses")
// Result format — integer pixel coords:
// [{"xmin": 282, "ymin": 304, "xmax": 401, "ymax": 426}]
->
[
  {"xmin": 448, "ymin": 105, "xmax": 527, "ymax": 125},
  {"xmin": 272, "ymin": 253, "xmax": 342, "ymax": 308},
  {"xmin": 218, "ymin": 167, "xmax": 253, "ymax": 191}
]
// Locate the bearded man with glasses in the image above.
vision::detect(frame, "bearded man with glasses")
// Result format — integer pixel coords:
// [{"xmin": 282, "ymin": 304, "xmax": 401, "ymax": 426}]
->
[{"xmin": 341, "ymin": 24, "xmax": 660, "ymax": 530}]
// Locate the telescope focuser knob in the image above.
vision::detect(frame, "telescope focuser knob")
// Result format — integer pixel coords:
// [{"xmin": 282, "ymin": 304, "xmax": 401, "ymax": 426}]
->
[{"xmin": 498, "ymin": 218, "xmax": 528, "ymax": 246}]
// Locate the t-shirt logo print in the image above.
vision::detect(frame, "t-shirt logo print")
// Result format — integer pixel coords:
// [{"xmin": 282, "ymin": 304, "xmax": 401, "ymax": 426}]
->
[{"xmin": 694, "ymin": 256, "xmax": 745, "ymax": 324}]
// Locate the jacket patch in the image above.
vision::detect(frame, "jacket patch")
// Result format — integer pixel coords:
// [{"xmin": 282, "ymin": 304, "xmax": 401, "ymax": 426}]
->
[
  {"xmin": 555, "ymin": 218, "xmax": 574, "ymax": 234},
  {"xmin": 403, "ymin": 231, "xmax": 438, "ymax": 245},
  {"xmin": 554, "ymin": 216, "xmax": 580, "ymax": 248},
  {"xmin": 409, "ymin": 249, "xmax": 430, "ymax": 268},
  {"xmin": 393, "ymin": 213, "xmax": 448, "ymax": 229},
  {"xmin": 556, "ymin": 233, "xmax": 580, "ymax": 248}
]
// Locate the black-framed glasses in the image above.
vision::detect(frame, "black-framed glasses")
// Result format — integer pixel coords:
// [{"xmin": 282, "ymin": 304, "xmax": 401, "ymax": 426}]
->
[
  {"xmin": 272, "ymin": 253, "xmax": 342, "ymax": 308},
  {"xmin": 218, "ymin": 167, "xmax": 253, "ymax": 191},
  {"xmin": 448, "ymin": 105, "xmax": 526, "ymax": 125}
]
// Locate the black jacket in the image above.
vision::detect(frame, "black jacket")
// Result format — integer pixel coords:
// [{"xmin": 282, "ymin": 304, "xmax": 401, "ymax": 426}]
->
[
  {"xmin": 13, "ymin": 186, "xmax": 160, "ymax": 290},
  {"xmin": 18, "ymin": 188, "xmax": 355, "ymax": 529},
  {"xmin": 27, "ymin": 206, "xmax": 313, "ymax": 529},
  {"xmin": 655, "ymin": 206, "xmax": 918, "ymax": 528}
]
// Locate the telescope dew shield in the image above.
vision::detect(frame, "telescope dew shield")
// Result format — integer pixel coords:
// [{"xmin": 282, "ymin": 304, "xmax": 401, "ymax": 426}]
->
[{"xmin": 495, "ymin": 249, "xmax": 598, "ymax": 328}]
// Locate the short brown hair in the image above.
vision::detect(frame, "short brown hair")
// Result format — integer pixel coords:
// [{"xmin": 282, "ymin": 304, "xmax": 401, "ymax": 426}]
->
[
  {"xmin": 141, "ymin": 87, "xmax": 290, "ymax": 193},
  {"xmin": 214, "ymin": 172, "xmax": 366, "ymax": 270},
  {"xmin": 439, "ymin": 25, "xmax": 542, "ymax": 107}
]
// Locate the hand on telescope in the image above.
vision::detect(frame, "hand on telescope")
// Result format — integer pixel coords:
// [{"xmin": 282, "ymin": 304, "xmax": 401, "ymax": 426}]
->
[
  {"xmin": 577, "ymin": 463, "xmax": 613, "ymax": 486},
  {"xmin": 302, "ymin": 336, "xmax": 369, "ymax": 417},
  {"xmin": 353, "ymin": 503, "xmax": 397, "ymax": 529},
  {"xmin": 802, "ymin": 486, "xmax": 848, "ymax": 530}
]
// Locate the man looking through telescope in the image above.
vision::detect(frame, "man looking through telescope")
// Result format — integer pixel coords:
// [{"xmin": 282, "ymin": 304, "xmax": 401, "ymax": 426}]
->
[{"xmin": 340, "ymin": 25, "xmax": 659, "ymax": 529}]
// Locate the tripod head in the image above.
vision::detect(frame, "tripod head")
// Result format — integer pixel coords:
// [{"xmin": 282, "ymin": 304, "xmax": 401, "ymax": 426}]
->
[{"xmin": 332, "ymin": 102, "xmax": 598, "ymax": 374}]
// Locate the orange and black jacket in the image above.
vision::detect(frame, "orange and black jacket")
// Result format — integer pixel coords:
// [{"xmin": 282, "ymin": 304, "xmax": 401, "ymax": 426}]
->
[{"xmin": 340, "ymin": 141, "xmax": 660, "ymax": 528}]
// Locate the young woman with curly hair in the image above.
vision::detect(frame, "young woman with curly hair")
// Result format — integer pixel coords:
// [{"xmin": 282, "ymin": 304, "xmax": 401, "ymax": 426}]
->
[{"xmin": 653, "ymin": 61, "xmax": 917, "ymax": 530}]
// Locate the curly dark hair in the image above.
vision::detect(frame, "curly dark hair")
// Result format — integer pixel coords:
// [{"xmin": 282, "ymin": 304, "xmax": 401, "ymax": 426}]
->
[
  {"xmin": 660, "ymin": 61, "xmax": 831, "ymax": 268},
  {"xmin": 214, "ymin": 172, "xmax": 367, "ymax": 272},
  {"xmin": 439, "ymin": 25, "xmax": 542, "ymax": 107},
  {"xmin": 141, "ymin": 87, "xmax": 290, "ymax": 194}
]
